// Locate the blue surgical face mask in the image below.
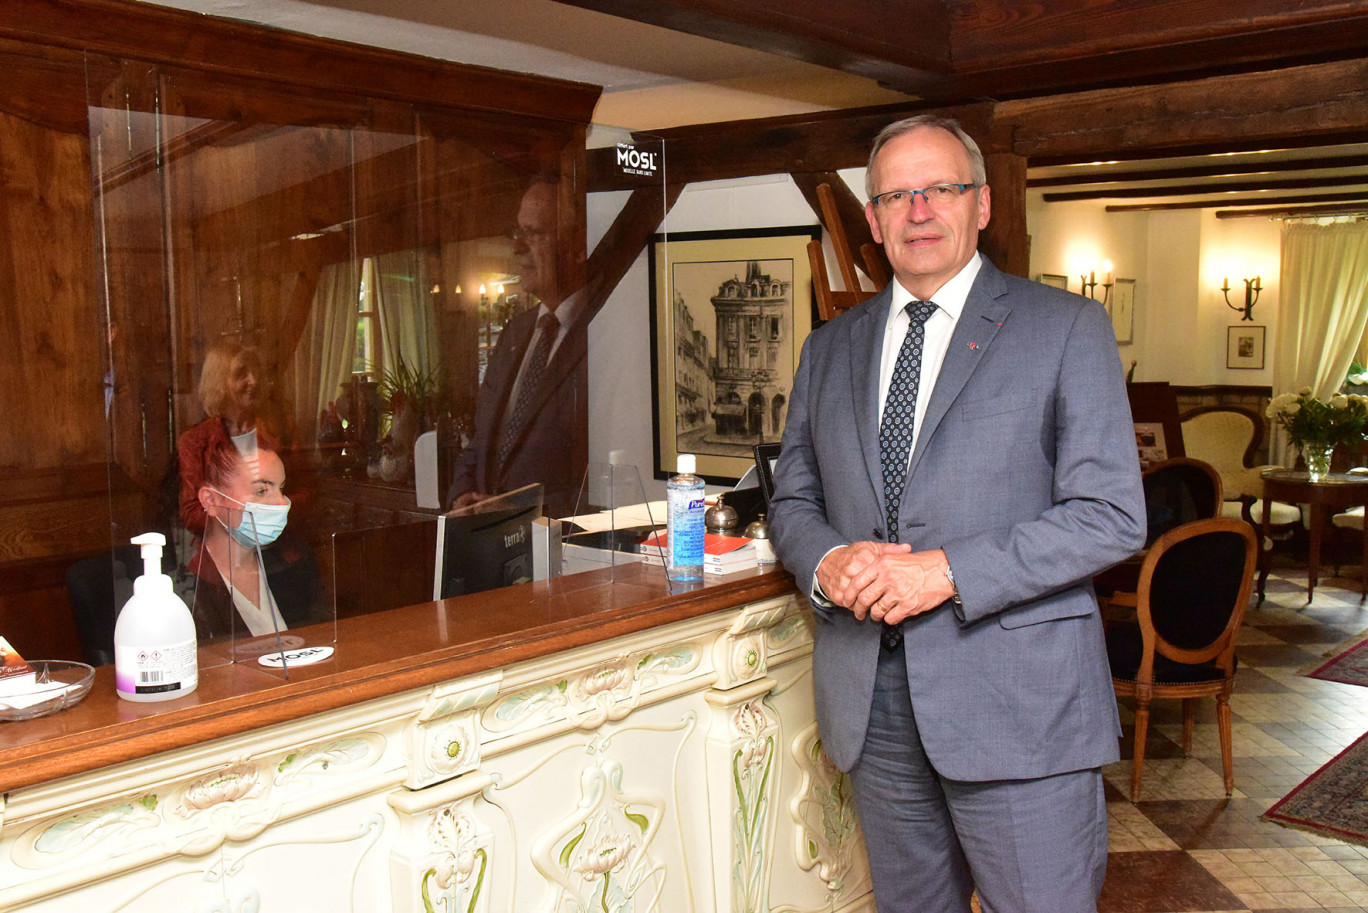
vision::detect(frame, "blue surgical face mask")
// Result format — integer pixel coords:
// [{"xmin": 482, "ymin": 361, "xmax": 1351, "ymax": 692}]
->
[{"xmin": 211, "ymin": 489, "xmax": 291, "ymax": 548}]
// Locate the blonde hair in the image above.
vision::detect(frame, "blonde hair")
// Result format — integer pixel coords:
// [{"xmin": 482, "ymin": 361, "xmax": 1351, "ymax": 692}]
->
[{"xmin": 197, "ymin": 342, "xmax": 260, "ymax": 418}]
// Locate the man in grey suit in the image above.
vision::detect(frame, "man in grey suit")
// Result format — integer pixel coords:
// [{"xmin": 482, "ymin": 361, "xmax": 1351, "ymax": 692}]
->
[{"xmin": 769, "ymin": 115, "xmax": 1145, "ymax": 912}]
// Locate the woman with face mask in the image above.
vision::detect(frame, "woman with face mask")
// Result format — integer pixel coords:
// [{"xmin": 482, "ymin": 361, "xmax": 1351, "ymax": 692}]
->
[{"xmin": 191, "ymin": 437, "xmax": 320, "ymax": 641}]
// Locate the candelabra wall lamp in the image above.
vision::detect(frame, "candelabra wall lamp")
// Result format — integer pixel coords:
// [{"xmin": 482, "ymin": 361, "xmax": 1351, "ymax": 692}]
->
[
  {"xmin": 1222, "ymin": 275, "xmax": 1261, "ymax": 321},
  {"xmin": 1080, "ymin": 261, "xmax": 1113, "ymax": 307}
]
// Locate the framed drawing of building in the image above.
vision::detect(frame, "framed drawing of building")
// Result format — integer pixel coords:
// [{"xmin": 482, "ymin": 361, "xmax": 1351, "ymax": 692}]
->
[{"xmin": 648, "ymin": 226, "xmax": 820, "ymax": 483}]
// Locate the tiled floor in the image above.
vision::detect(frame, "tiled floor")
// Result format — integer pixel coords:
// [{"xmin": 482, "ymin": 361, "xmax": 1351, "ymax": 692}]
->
[{"xmin": 1100, "ymin": 562, "xmax": 1368, "ymax": 912}]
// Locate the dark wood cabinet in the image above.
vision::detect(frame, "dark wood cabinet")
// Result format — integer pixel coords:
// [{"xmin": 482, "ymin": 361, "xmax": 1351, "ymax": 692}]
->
[{"xmin": 0, "ymin": 0, "xmax": 599, "ymax": 659}]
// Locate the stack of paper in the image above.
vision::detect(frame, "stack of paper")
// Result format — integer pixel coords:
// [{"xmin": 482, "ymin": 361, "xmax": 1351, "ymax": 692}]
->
[{"xmin": 638, "ymin": 532, "xmax": 758, "ymax": 574}]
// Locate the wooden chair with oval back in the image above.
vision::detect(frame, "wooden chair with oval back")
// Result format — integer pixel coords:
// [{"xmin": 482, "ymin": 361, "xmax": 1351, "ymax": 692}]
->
[
  {"xmin": 1181, "ymin": 405, "xmax": 1303, "ymax": 550},
  {"xmin": 1105, "ymin": 517, "xmax": 1258, "ymax": 802},
  {"xmin": 1095, "ymin": 457, "xmax": 1223, "ymax": 616}
]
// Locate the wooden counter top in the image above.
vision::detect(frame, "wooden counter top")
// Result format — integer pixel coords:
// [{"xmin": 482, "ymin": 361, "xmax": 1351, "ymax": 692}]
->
[{"xmin": 0, "ymin": 563, "xmax": 796, "ymax": 794}]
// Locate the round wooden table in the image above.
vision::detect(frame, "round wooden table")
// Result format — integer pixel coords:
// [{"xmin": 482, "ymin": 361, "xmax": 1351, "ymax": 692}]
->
[{"xmin": 1259, "ymin": 469, "xmax": 1368, "ymax": 603}]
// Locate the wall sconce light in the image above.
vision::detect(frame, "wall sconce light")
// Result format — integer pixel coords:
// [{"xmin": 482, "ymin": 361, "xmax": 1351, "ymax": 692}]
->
[
  {"xmin": 1221, "ymin": 276, "xmax": 1261, "ymax": 321},
  {"xmin": 1080, "ymin": 261, "xmax": 1113, "ymax": 306}
]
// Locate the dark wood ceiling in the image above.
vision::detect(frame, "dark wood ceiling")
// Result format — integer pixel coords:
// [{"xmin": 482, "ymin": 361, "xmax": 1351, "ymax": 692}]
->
[
  {"xmin": 556, "ymin": 0, "xmax": 1368, "ymax": 103},
  {"xmin": 565, "ymin": 0, "xmax": 1368, "ymax": 216}
]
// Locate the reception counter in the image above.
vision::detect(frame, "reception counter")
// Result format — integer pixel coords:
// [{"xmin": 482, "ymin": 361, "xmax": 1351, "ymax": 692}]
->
[{"xmin": 0, "ymin": 563, "xmax": 873, "ymax": 911}]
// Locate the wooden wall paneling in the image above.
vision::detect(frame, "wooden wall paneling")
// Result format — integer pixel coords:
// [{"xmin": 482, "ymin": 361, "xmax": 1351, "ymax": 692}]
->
[
  {"xmin": 0, "ymin": 67, "xmax": 104, "ymax": 472},
  {"xmin": 0, "ymin": 0, "xmax": 600, "ymax": 125},
  {"xmin": 0, "ymin": 39, "xmax": 89, "ymax": 134}
]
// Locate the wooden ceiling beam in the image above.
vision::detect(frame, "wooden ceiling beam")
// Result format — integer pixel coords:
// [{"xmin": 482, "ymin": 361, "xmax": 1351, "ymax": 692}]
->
[
  {"xmin": 1217, "ymin": 202, "xmax": 1368, "ymax": 219},
  {"xmin": 998, "ymin": 58, "xmax": 1368, "ymax": 161},
  {"xmin": 943, "ymin": 0, "xmax": 1368, "ymax": 99},
  {"xmin": 1044, "ymin": 174, "xmax": 1368, "ymax": 203},
  {"xmin": 552, "ymin": 0, "xmax": 951, "ymax": 89},
  {"xmin": 1106, "ymin": 191, "xmax": 1368, "ymax": 213},
  {"xmin": 1028, "ymin": 153, "xmax": 1368, "ymax": 188},
  {"xmin": 606, "ymin": 101, "xmax": 1001, "ymax": 190},
  {"xmin": 555, "ymin": 0, "xmax": 1368, "ymax": 103}
]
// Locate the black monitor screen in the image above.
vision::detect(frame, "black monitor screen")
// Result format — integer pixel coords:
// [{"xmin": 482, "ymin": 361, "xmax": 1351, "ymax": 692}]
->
[{"xmin": 433, "ymin": 500, "xmax": 541, "ymax": 599}]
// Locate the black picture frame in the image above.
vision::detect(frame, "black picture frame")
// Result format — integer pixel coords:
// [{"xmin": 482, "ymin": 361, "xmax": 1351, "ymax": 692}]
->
[
  {"xmin": 1227, "ymin": 325, "xmax": 1266, "ymax": 369},
  {"xmin": 753, "ymin": 441, "xmax": 782, "ymax": 509},
  {"xmin": 648, "ymin": 225, "xmax": 820, "ymax": 483}
]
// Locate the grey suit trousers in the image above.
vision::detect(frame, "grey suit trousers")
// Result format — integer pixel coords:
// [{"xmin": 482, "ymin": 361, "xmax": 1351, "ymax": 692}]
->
[{"xmin": 848, "ymin": 643, "xmax": 1108, "ymax": 913}]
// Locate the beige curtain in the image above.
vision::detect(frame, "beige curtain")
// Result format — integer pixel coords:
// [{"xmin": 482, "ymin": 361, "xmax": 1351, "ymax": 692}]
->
[
  {"xmin": 374, "ymin": 249, "xmax": 438, "ymax": 381},
  {"xmin": 1270, "ymin": 220, "xmax": 1368, "ymax": 461},
  {"xmin": 286, "ymin": 260, "xmax": 361, "ymax": 439}
]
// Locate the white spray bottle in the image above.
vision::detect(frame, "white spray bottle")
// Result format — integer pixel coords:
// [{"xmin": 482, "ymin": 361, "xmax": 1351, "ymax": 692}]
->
[{"xmin": 114, "ymin": 532, "xmax": 198, "ymax": 702}]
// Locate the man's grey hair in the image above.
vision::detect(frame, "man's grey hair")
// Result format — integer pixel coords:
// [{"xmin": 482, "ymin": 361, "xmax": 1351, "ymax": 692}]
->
[{"xmin": 865, "ymin": 115, "xmax": 988, "ymax": 199}]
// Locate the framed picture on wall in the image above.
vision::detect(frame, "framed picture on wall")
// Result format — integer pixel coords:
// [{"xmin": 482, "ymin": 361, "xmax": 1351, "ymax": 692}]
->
[
  {"xmin": 1227, "ymin": 325, "xmax": 1266, "ymax": 369},
  {"xmin": 1108, "ymin": 278, "xmax": 1135, "ymax": 345},
  {"xmin": 1038, "ymin": 273, "xmax": 1068, "ymax": 290},
  {"xmin": 648, "ymin": 226, "xmax": 820, "ymax": 483}
]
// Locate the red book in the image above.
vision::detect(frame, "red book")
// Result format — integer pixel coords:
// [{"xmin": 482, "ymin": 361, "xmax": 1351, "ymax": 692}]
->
[{"xmin": 638, "ymin": 532, "xmax": 757, "ymax": 572}]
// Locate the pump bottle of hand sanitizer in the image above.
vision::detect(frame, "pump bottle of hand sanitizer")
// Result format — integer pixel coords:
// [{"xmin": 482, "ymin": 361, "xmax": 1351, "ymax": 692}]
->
[{"xmin": 114, "ymin": 532, "xmax": 198, "ymax": 702}]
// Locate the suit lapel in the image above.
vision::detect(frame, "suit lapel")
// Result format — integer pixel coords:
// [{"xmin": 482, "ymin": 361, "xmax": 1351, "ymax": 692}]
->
[
  {"xmin": 846, "ymin": 288, "xmax": 894, "ymax": 503},
  {"xmin": 907, "ymin": 261, "xmax": 1011, "ymax": 479},
  {"xmin": 500, "ymin": 315, "xmax": 587, "ymax": 461}
]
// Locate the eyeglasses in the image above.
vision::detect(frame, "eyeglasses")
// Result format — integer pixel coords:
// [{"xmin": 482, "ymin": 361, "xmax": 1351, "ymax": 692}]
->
[
  {"xmin": 508, "ymin": 226, "xmax": 553, "ymax": 244},
  {"xmin": 870, "ymin": 183, "xmax": 979, "ymax": 212}
]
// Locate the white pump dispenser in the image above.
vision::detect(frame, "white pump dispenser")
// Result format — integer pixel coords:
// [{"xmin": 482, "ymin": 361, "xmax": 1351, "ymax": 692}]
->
[{"xmin": 114, "ymin": 532, "xmax": 198, "ymax": 702}]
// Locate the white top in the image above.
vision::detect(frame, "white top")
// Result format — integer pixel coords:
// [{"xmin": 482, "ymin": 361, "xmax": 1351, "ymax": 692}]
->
[{"xmin": 219, "ymin": 565, "xmax": 288, "ymax": 638}]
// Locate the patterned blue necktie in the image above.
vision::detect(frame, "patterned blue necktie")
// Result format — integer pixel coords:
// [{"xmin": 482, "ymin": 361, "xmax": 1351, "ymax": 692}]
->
[
  {"xmin": 877, "ymin": 299, "xmax": 938, "ymax": 650},
  {"xmin": 500, "ymin": 312, "xmax": 559, "ymax": 463}
]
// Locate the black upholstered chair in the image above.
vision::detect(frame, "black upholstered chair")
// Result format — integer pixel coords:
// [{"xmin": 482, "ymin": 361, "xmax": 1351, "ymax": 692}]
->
[
  {"xmin": 1106, "ymin": 517, "xmax": 1257, "ymax": 802},
  {"xmin": 1141, "ymin": 457, "xmax": 1223, "ymax": 547}
]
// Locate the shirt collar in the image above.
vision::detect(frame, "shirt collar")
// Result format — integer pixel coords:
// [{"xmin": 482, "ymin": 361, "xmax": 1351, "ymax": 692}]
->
[
  {"xmin": 540, "ymin": 288, "xmax": 584, "ymax": 330},
  {"xmin": 887, "ymin": 252, "xmax": 982, "ymax": 322}
]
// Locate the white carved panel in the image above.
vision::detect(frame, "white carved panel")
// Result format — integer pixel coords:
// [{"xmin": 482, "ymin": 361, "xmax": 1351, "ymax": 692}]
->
[{"xmin": 1, "ymin": 593, "xmax": 867, "ymax": 912}]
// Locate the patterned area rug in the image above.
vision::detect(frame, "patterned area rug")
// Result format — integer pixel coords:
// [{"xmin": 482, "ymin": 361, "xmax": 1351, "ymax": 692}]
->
[
  {"xmin": 1305, "ymin": 627, "xmax": 1368, "ymax": 686},
  {"xmin": 1264, "ymin": 730, "xmax": 1368, "ymax": 846}
]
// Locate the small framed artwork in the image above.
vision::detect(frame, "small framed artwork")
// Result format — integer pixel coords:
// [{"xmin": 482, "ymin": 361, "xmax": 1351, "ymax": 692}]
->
[
  {"xmin": 648, "ymin": 226, "xmax": 819, "ymax": 483},
  {"xmin": 1110, "ymin": 278, "xmax": 1135, "ymax": 345},
  {"xmin": 1227, "ymin": 325, "xmax": 1266, "ymax": 370},
  {"xmin": 1133, "ymin": 422, "xmax": 1168, "ymax": 470},
  {"xmin": 1038, "ymin": 273, "xmax": 1068, "ymax": 290}
]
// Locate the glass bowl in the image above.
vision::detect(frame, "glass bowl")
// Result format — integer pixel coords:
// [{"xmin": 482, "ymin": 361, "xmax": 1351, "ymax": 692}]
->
[{"xmin": 0, "ymin": 660, "xmax": 95, "ymax": 722}]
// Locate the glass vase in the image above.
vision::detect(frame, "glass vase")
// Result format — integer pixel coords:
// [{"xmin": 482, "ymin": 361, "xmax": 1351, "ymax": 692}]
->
[{"xmin": 1302, "ymin": 443, "xmax": 1335, "ymax": 481}]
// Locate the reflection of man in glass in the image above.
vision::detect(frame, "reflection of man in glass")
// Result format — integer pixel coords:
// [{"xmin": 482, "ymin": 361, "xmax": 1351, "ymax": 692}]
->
[{"xmin": 448, "ymin": 176, "xmax": 588, "ymax": 518}]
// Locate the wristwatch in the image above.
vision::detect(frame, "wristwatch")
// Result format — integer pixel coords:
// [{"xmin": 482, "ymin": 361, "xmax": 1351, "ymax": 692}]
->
[{"xmin": 944, "ymin": 564, "xmax": 963, "ymax": 606}]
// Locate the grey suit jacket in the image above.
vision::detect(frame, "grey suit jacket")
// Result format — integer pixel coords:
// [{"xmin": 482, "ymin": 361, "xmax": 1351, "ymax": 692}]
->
[{"xmin": 769, "ymin": 258, "xmax": 1146, "ymax": 778}]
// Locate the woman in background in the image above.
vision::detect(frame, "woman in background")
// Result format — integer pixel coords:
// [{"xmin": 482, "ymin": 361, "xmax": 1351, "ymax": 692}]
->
[{"xmin": 178, "ymin": 342, "xmax": 293, "ymax": 535}]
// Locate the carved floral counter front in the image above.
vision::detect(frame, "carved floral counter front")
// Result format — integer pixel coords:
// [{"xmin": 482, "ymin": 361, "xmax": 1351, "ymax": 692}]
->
[{"xmin": 0, "ymin": 565, "xmax": 872, "ymax": 911}]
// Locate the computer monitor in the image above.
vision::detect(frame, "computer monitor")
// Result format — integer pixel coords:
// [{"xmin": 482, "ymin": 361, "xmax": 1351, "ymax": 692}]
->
[{"xmin": 432, "ymin": 485, "xmax": 544, "ymax": 600}]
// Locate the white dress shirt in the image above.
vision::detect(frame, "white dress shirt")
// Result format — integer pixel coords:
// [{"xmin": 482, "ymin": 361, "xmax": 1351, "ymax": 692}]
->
[
  {"xmin": 809, "ymin": 253, "xmax": 982, "ymax": 604},
  {"xmin": 877, "ymin": 252, "xmax": 982, "ymax": 463}
]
